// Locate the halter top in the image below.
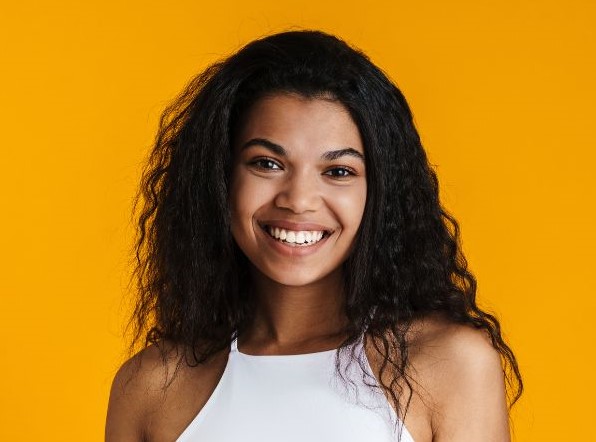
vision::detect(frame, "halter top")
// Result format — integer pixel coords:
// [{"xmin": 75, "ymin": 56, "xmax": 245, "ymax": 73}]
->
[{"xmin": 176, "ymin": 336, "xmax": 415, "ymax": 441}]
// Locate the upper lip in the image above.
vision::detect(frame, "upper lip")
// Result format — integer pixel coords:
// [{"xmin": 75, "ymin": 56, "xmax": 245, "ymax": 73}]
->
[{"xmin": 258, "ymin": 220, "xmax": 334, "ymax": 233}]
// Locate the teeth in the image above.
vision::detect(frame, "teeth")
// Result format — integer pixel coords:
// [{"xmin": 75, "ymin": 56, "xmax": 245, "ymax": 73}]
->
[{"xmin": 265, "ymin": 226, "xmax": 327, "ymax": 245}]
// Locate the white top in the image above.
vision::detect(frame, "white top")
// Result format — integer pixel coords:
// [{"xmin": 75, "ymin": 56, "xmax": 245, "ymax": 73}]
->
[{"xmin": 176, "ymin": 335, "xmax": 415, "ymax": 442}]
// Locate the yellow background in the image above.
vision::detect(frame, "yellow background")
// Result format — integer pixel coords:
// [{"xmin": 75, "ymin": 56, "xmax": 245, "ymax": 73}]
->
[{"xmin": 1, "ymin": 0, "xmax": 594, "ymax": 440}]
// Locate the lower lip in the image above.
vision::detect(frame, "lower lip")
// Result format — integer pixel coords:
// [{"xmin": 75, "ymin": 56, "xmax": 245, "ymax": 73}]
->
[{"xmin": 258, "ymin": 226, "xmax": 330, "ymax": 257}]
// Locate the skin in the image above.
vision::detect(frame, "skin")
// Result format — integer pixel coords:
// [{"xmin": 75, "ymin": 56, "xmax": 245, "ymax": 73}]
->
[
  {"xmin": 228, "ymin": 93, "xmax": 367, "ymax": 350},
  {"xmin": 106, "ymin": 93, "xmax": 510, "ymax": 441}
]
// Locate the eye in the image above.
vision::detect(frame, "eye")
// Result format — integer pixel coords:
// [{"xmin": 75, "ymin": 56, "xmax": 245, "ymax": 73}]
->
[
  {"xmin": 323, "ymin": 166, "xmax": 356, "ymax": 178},
  {"xmin": 249, "ymin": 157, "xmax": 283, "ymax": 171}
]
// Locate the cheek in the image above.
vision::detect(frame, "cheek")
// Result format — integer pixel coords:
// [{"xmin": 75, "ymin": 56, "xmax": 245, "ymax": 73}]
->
[
  {"xmin": 229, "ymin": 170, "xmax": 248, "ymax": 236},
  {"xmin": 329, "ymin": 184, "xmax": 367, "ymax": 232},
  {"xmin": 229, "ymin": 172, "xmax": 270, "ymax": 232}
]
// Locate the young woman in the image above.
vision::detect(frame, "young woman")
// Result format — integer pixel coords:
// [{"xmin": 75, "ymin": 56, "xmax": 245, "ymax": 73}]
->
[{"xmin": 106, "ymin": 30, "xmax": 522, "ymax": 441}]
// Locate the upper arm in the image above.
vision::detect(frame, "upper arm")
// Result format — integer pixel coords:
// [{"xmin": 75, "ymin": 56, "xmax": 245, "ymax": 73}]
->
[
  {"xmin": 105, "ymin": 357, "xmax": 148, "ymax": 442},
  {"xmin": 105, "ymin": 343, "xmax": 229, "ymax": 442},
  {"xmin": 428, "ymin": 325, "xmax": 510, "ymax": 441},
  {"xmin": 105, "ymin": 347, "xmax": 166, "ymax": 442}
]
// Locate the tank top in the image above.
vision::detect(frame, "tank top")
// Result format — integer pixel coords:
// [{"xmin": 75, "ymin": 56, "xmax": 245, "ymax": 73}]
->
[{"xmin": 176, "ymin": 335, "xmax": 414, "ymax": 441}]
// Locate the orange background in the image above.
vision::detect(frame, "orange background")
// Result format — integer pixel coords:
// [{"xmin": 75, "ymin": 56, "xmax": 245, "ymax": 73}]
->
[{"xmin": 1, "ymin": 1, "xmax": 594, "ymax": 440}]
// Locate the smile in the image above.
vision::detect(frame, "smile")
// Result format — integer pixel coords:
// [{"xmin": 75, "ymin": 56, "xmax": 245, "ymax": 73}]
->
[{"xmin": 262, "ymin": 225, "xmax": 329, "ymax": 247}]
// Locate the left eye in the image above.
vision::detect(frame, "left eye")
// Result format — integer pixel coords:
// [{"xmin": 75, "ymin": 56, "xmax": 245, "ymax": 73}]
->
[{"xmin": 324, "ymin": 167, "xmax": 354, "ymax": 178}]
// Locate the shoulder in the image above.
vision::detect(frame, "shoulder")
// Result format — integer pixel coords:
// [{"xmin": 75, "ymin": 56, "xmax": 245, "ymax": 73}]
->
[
  {"xmin": 409, "ymin": 313, "xmax": 510, "ymax": 441},
  {"xmin": 105, "ymin": 342, "xmax": 229, "ymax": 442},
  {"xmin": 409, "ymin": 312, "xmax": 503, "ymax": 370},
  {"xmin": 105, "ymin": 343, "xmax": 179, "ymax": 441}
]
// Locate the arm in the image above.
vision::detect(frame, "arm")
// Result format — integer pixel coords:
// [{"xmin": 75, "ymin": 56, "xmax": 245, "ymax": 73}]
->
[
  {"xmin": 105, "ymin": 343, "xmax": 229, "ymax": 441},
  {"xmin": 105, "ymin": 357, "xmax": 148, "ymax": 442},
  {"xmin": 105, "ymin": 346, "xmax": 167, "ymax": 442},
  {"xmin": 429, "ymin": 325, "xmax": 510, "ymax": 441}
]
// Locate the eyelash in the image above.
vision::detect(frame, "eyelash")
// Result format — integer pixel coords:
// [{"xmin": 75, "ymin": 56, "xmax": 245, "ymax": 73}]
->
[
  {"xmin": 323, "ymin": 167, "xmax": 356, "ymax": 178},
  {"xmin": 250, "ymin": 158, "xmax": 282, "ymax": 171},
  {"xmin": 248, "ymin": 157, "xmax": 357, "ymax": 178}
]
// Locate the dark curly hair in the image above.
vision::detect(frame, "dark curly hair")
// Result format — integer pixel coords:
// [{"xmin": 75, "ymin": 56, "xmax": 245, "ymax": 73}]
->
[{"xmin": 130, "ymin": 29, "xmax": 522, "ymax": 430}]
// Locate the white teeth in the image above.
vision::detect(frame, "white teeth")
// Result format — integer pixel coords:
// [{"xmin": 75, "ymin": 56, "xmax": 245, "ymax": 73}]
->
[{"xmin": 265, "ymin": 226, "xmax": 327, "ymax": 245}]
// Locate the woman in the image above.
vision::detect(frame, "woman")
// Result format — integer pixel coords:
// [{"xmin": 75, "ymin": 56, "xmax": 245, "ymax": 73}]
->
[{"xmin": 106, "ymin": 30, "xmax": 522, "ymax": 441}]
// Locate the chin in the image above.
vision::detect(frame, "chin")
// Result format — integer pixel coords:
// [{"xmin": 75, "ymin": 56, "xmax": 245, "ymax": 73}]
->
[{"xmin": 256, "ymin": 263, "xmax": 342, "ymax": 289}]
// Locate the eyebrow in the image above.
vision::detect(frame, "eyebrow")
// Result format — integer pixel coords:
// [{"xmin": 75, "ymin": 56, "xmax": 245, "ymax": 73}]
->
[{"xmin": 241, "ymin": 138, "xmax": 365, "ymax": 162}]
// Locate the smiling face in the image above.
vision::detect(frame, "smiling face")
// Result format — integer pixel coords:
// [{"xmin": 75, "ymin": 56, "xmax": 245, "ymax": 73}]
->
[{"xmin": 229, "ymin": 93, "xmax": 367, "ymax": 289}]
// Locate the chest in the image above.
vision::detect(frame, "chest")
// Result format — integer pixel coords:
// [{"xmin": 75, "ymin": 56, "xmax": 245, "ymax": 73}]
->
[{"xmin": 146, "ymin": 347, "xmax": 432, "ymax": 442}]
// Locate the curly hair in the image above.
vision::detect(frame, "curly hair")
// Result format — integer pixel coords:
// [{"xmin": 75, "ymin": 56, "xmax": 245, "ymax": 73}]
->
[{"xmin": 130, "ymin": 30, "xmax": 522, "ymax": 431}]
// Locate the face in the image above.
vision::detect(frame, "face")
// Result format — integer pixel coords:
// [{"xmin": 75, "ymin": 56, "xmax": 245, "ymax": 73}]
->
[{"xmin": 229, "ymin": 93, "xmax": 367, "ymax": 288}]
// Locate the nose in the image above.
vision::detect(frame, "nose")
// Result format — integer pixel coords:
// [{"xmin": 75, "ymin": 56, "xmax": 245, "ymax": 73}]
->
[{"xmin": 274, "ymin": 170, "xmax": 322, "ymax": 214}]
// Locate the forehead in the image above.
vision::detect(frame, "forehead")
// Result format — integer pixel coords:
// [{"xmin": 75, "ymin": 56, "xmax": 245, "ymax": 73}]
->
[{"xmin": 235, "ymin": 93, "xmax": 364, "ymax": 154}]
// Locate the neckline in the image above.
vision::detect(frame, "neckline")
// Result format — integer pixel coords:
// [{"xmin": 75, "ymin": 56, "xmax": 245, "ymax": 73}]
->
[{"xmin": 232, "ymin": 337, "xmax": 340, "ymax": 358}]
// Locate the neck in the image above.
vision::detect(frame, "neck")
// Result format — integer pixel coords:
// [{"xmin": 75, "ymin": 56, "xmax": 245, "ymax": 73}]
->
[{"xmin": 241, "ymin": 267, "xmax": 348, "ymax": 353}]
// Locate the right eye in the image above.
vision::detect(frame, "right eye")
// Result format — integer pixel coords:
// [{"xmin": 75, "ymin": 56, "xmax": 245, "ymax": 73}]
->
[{"xmin": 249, "ymin": 157, "xmax": 283, "ymax": 171}]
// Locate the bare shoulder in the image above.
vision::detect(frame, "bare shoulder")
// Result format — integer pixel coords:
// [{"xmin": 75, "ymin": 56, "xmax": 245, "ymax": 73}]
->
[
  {"xmin": 105, "ymin": 343, "xmax": 182, "ymax": 441},
  {"xmin": 409, "ymin": 313, "xmax": 510, "ymax": 441},
  {"xmin": 409, "ymin": 312, "xmax": 503, "ymax": 369},
  {"xmin": 106, "ymin": 342, "xmax": 229, "ymax": 442}
]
